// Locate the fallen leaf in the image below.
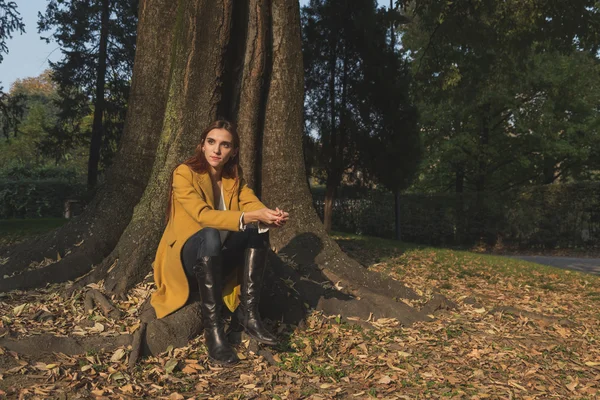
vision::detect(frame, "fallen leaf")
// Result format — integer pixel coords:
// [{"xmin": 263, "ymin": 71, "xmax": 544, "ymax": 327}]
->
[
  {"xmin": 585, "ymin": 362, "xmax": 600, "ymax": 367},
  {"xmin": 110, "ymin": 348, "xmax": 126, "ymax": 363},
  {"xmin": 110, "ymin": 371, "xmax": 126, "ymax": 381},
  {"xmin": 12, "ymin": 304, "xmax": 27, "ymax": 317},
  {"xmin": 165, "ymin": 359, "xmax": 178, "ymax": 374},
  {"xmin": 566, "ymin": 377, "xmax": 579, "ymax": 392}
]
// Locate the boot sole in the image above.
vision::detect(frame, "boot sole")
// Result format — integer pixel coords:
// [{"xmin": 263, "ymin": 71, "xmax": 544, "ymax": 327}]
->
[
  {"xmin": 245, "ymin": 331, "xmax": 278, "ymax": 346},
  {"xmin": 208, "ymin": 356, "xmax": 240, "ymax": 366}
]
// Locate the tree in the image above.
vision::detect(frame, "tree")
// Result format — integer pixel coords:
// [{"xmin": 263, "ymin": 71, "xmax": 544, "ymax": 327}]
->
[
  {"xmin": 401, "ymin": 0, "xmax": 600, "ymax": 196},
  {"xmin": 1, "ymin": 0, "xmax": 449, "ymax": 358},
  {"xmin": 0, "ymin": 0, "xmax": 25, "ymax": 138},
  {"xmin": 357, "ymin": 3, "xmax": 420, "ymax": 241},
  {"xmin": 302, "ymin": 0, "xmax": 388, "ymax": 232},
  {"xmin": 39, "ymin": 0, "xmax": 138, "ymax": 188}
]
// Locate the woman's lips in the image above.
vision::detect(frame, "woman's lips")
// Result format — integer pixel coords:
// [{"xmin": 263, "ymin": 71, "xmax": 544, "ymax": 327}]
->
[{"xmin": 210, "ymin": 156, "xmax": 220, "ymax": 161}]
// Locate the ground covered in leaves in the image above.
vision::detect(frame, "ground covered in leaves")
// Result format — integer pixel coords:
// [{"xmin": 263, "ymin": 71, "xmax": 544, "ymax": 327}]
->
[{"xmin": 1, "ymin": 233, "xmax": 599, "ymax": 399}]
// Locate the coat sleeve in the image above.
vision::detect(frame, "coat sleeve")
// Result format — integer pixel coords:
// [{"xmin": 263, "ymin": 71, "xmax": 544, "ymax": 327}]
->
[
  {"xmin": 238, "ymin": 178, "xmax": 267, "ymax": 212},
  {"xmin": 172, "ymin": 165, "xmax": 242, "ymax": 231}
]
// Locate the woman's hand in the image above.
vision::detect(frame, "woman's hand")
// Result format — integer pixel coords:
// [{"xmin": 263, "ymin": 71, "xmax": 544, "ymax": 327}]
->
[{"xmin": 244, "ymin": 207, "xmax": 289, "ymax": 227}]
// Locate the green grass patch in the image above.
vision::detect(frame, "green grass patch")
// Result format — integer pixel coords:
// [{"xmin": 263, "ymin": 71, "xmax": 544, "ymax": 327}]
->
[
  {"xmin": 0, "ymin": 218, "xmax": 68, "ymax": 245},
  {"xmin": 331, "ymin": 231, "xmax": 600, "ymax": 287}
]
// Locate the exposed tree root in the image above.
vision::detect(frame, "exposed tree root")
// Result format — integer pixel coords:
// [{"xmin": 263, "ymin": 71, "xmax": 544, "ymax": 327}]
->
[
  {"xmin": 0, "ymin": 249, "xmax": 109, "ymax": 293},
  {"xmin": 128, "ymin": 322, "xmax": 147, "ymax": 370},
  {"xmin": 0, "ymin": 221, "xmax": 90, "ymax": 277},
  {"xmin": 0, "ymin": 334, "xmax": 132, "ymax": 359},
  {"xmin": 84, "ymin": 289, "xmax": 122, "ymax": 320}
]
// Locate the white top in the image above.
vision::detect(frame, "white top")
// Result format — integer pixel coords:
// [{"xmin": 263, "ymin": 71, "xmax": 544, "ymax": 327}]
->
[{"xmin": 217, "ymin": 185, "xmax": 229, "ymax": 245}]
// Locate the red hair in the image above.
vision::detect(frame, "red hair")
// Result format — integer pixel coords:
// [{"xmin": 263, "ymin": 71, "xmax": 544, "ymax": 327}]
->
[{"xmin": 165, "ymin": 120, "xmax": 241, "ymax": 223}]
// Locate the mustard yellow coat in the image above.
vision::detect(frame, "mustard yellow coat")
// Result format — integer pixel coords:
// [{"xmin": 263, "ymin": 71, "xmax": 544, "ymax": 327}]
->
[{"xmin": 151, "ymin": 164, "xmax": 266, "ymax": 319}]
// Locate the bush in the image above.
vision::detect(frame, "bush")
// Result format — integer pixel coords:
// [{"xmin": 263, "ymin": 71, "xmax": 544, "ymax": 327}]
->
[
  {"xmin": 0, "ymin": 163, "xmax": 80, "ymax": 181},
  {"xmin": 0, "ymin": 179, "xmax": 87, "ymax": 219}
]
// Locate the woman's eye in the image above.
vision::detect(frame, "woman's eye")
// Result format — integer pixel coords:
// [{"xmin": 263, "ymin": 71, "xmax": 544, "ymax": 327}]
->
[
  {"xmin": 207, "ymin": 139, "xmax": 214, "ymax": 144},
  {"xmin": 222, "ymin": 143, "xmax": 230, "ymax": 149}
]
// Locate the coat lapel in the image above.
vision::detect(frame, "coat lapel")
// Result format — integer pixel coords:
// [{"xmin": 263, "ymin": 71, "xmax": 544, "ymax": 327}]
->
[{"xmin": 195, "ymin": 171, "xmax": 215, "ymax": 209}]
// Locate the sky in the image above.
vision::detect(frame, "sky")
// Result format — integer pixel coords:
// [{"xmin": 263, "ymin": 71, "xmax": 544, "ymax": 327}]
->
[
  {"xmin": 0, "ymin": 0, "xmax": 390, "ymax": 90},
  {"xmin": 0, "ymin": 0, "xmax": 61, "ymax": 90}
]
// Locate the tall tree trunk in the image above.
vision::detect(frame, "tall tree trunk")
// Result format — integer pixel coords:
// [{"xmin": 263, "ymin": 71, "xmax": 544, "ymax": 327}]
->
[
  {"xmin": 234, "ymin": 0, "xmax": 268, "ymax": 190},
  {"xmin": 475, "ymin": 105, "xmax": 490, "ymax": 244},
  {"xmin": 323, "ymin": 30, "xmax": 338, "ymax": 233},
  {"xmin": 455, "ymin": 165, "xmax": 465, "ymax": 245},
  {"xmin": 88, "ymin": 0, "xmax": 110, "ymax": 189},
  {"xmin": 323, "ymin": 173, "xmax": 337, "ymax": 232},
  {"xmin": 0, "ymin": 0, "xmax": 179, "ymax": 291},
  {"xmin": 394, "ymin": 188, "xmax": 402, "ymax": 241}
]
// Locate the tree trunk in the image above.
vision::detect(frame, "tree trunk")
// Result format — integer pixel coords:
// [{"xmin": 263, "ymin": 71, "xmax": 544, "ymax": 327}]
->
[
  {"xmin": 475, "ymin": 105, "xmax": 490, "ymax": 244},
  {"xmin": 394, "ymin": 188, "xmax": 402, "ymax": 241},
  {"xmin": 87, "ymin": 0, "xmax": 110, "ymax": 189},
  {"xmin": 1, "ymin": 0, "xmax": 453, "ymax": 358},
  {"xmin": 233, "ymin": 0, "xmax": 268, "ymax": 190},
  {"xmin": 323, "ymin": 174, "xmax": 337, "ymax": 233},
  {"xmin": 455, "ymin": 166, "xmax": 466, "ymax": 245}
]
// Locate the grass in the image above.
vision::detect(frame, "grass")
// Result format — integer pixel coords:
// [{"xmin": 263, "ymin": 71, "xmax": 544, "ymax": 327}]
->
[
  {"xmin": 0, "ymin": 218, "xmax": 68, "ymax": 246},
  {"xmin": 331, "ymin": 230, "xmax": 593, "ymax": 286}
]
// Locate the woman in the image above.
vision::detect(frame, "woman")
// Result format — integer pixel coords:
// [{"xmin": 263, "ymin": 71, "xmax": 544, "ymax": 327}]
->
[{"xmin": 151, "ymin": 120, "xmax": 289, "ymax": 365}]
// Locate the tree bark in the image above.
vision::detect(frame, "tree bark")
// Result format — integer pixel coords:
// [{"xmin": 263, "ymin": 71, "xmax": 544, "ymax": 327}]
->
[
  {"xmin": 323, "ymin": 174, "xmax": 337, "ymax": 233},
  {"xmin": 87, "ymin": 0, "xmax": 110, "ymax": 189},
  {"xmin": 394, "ymin": 188, "xmax": 402, "ymax": 241},
  {"xmin": 235, "ymin": 0, "xmax": 268, "ymax": 190}
]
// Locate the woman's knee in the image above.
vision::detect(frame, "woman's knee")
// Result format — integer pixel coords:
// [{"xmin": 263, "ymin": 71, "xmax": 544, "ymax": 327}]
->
[{"xmin": 197, "ymin": 228, "xmax": 222, "ymax": 255}]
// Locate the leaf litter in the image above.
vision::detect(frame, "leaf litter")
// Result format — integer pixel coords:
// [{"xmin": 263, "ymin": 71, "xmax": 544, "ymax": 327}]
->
[{"xmin": 0, "ymin": 235, "xmax": 598, "ymax": 398}]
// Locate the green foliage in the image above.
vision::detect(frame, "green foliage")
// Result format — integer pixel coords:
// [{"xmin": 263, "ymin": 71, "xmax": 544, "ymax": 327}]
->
[
  {"xmin": 301, "ymin": 0, "xmax": 420, "ymax": 192},
  {"xmin": 38, "ymin": 0, "xmax": 138, "ymax": 171},
  {"xmin": 400, "ymin": 0, "xmax": 600, "ymax": 193},
  {"xmin": 0, "ymin": 0, "xmax": 26, "ymax": 137},
  {"xmin": 0, "ymin": 71, "xmax": 88, "ymax": 175},
  {"xmin": 0, "ymin": 164, "xmax": 80, "ymax": 181},
  {"xmin": 0, "ymin": 179, "xmax": 86, "ymax": 219}
]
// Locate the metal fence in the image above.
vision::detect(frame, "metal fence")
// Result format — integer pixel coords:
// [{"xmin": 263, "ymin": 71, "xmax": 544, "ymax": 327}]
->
[{"xmin": 313, "ymin": 182, "xmax": 600, "ymax": 249}]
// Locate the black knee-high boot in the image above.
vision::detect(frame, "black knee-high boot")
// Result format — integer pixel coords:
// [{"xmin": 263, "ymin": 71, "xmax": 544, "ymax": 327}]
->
[
  {"xmin": 235, "ymin": 248, "xmax": 278, "ymax": 346},
  {"xmin": 193, "ymin": 255, "xmax": 239, "ymax": 365}
]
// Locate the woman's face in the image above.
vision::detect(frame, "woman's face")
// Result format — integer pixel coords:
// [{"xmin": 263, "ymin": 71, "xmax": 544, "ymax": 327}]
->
[{"xmin": 202, "ymin": 128, "xmax": 238, "ymax": 171}]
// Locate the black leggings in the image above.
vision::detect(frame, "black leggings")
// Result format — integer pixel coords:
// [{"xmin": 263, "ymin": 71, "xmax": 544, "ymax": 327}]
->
[{"xmin": 181, "ymin": 227, "xmax": 268, "ymax": 290}]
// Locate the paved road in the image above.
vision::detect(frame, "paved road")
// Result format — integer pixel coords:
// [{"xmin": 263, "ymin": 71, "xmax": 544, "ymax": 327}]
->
[{"xmin": 510, "ymin": 255, "xmax": 600, "ymax": 275}]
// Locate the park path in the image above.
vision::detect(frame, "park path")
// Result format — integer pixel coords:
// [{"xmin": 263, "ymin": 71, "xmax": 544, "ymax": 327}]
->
[{"xmin": 510, "ymin": 255, "xmax": 600, "ymax": 275}]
